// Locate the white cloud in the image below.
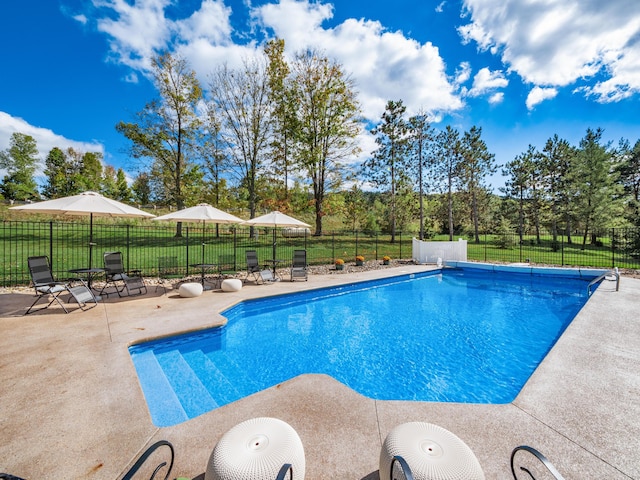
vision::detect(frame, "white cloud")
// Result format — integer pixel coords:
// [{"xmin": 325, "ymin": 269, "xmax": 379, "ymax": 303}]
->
[
  {"xmin": 488, "ymin": 92, "xmax": 503, "ymax": 104},
  {"xmin": 468, "ymin": 67, "xmax": 508, "ymax": 97},
  {"xmin": 455, "ymin": 61, "xmax": 471, "ymax": 85},
  {"xmin": 435, "ymin": 2, "xmax": 446, "ymax": 13},
  {"xmin": 88, "ymin": 0, "xmax": 464, "ymax": 122},
  {"xmin": 459, "ymin": 0, "xmax": 640, "ymax": 103},
  {"xmin": 0, "ymin": 112, "xmax": 104, "ymax": 178},
  {"xmin": 526, "ymin": 86, "xmax": 558, "ymax": 110},
  {"xmin": 252, "ymin": 0, "xmax": 463, "ymax": 120}
]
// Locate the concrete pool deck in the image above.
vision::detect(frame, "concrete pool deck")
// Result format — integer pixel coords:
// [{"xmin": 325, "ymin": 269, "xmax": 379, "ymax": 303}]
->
[{"xmin": 0, "ymin": 265, "xmax": 638, "ymax": 479}]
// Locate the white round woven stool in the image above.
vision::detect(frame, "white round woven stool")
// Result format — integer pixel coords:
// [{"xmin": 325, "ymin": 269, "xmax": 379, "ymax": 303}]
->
[
  {"xmin": 205, "ymin": 417, "xmax": 305, "ymax": 480},
  {"xmin": 178, "ymin": 282, "xmax": 203, "ymax": 297},
  {"xmin": 221, "ymin": 278, "xmax": 242, "ymax": 292},
  {"xmin": 379, "ymin": 422, "xmax": 484, "ymax": 480}
]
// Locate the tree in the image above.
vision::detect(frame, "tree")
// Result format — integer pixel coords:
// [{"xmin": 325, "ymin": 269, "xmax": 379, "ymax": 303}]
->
[
  {"xmin": 0, "ymin": 132, "xmax": 40, "ymax": 201},
  {"xmin": 502, "ymin": 145, "xmax": 537, "ymax": 243},
  {"xmin": 574, "ymin": 128, "xmax": 623, "ymax": 247},
  {"xmin": 540, "ymin": 135, "xmax": 576, "ymax": 244},
  {"xmin": 200, "ymin": 102, "xmax": 231, "ymax": 211},
  {"xmin": 115, "ymin": 168, "xmax": 131, "ymax": 202},
  {"xmin": 79, "ymin": 151, "xmax": 103, "ymax": 192},
  {"xmin": 116, "ymin": 52, "xmax": 203, "ymax": 234},
  {"xmin": 408, "ymin": 111, "xmax": 434, "ymax": 240},
  {"xmin": 342, "ymin": 183, "xmax": 368, "ymax": 231},
  {"xmin": 101, "ymin": 165, "xmax": 118, "ymax": 198},
  {"xmin": 41, "ymin": 147, "xmax": 69, "ymax": 199},
  {"xmin": 264, "ymin": 38, "xmax": 298, "ymax": 202},
  {"xmin": 208, "ymin": 57, "xmax": 272, "ymax": 221},
  {"xmin": 433, "ymin": 126, "xmax": 463, "ymax": 240},
  {"xmin": 363, "ymin": 100, "xmax": 410, "ymax": 242},
  {"xmin": 291, "ymin": 49, "xmax": 361, "ymax": 235},
  {"xmin": 615, "ymin": 138, "xmax": 640, "ymax": 225},
  {"xmin": 459, "ymin": 126, "xmax": 496, "ymax": 243},
  {"xmin": 131, "ymin": 172, "xmax": 152, "ymax": 205}
]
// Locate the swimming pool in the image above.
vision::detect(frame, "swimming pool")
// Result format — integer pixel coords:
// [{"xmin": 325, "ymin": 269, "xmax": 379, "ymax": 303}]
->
[{"xmin": 129, "ymin": 267, "xmax": 600, "ymax": 427}]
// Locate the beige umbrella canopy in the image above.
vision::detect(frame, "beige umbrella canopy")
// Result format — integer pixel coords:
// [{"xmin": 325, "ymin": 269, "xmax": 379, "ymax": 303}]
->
[
  {"xmin": 242, "ymin": 211, "xmax": 311, "ymax": 229},
  {"xmin": 152, "ymin": 203, "xmax": 244, "ymax": 267},
  {"xmin": 243, "ymin": 211, "xmax": 311, "ymax": 262},
  {"xmin": 10, "ymin": 191, "xmax": 155, "ymax": 268}
]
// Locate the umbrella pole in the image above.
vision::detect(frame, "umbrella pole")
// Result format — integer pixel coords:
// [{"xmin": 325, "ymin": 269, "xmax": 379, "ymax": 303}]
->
[
  {"xmin": 89, "ymin": 213, "xmax": 94, "ymax": 270},
  {"xmin": 272, "ymin": 228, "xmax": 277, "ymax": 276},
  {"xmin": 201, "ymin": 221, "xmax": 206, "ymax": 287}
]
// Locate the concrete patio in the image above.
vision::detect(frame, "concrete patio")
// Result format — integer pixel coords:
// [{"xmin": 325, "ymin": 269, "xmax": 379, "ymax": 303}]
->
[{"xmin": 0, "ymin": 265, "xmax": 638, "ymax": 479}]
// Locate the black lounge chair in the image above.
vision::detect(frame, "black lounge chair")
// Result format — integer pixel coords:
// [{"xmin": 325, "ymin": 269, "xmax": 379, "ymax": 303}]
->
[
  {"xmin": 102, "ymin": 251, "xmax": 147, "ymax": 297},
  {"xmin": 26, "ymin": 256, "xmax": 98, "ymax": 314},
  {"xmin": 290, "ymin": 249, "xmax": 308, "ymax": 281},
  {"xmin": 243, "ymin": 250, "xmax": 273, "ymax": 284},
  {"xmin": 155, "ymin": 256, "xmax": 182, "ymax": 294}
]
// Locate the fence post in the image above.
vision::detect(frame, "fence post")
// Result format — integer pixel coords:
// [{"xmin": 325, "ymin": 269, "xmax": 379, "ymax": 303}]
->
[
  {"xmin": 484, "ymin": 232, "xmax": 487, "ymax": 261},
  {"xmin": 519, "ymin": 233, "xmax": 522, "ymax": 263},
  {"xmin": 399, "ymin": 231, "xmax": 402, "ymax": 259},
  {"xmin": 332, "ymin": 232, "xmax": 335, "ymax": 263},
  {"xmin": 375, "ymin": 232, "xmax": 379, "ymax": 260},
  {"xmin": 611, "ymin": 228, "xmax": 615, "ymax": 267},
  {"xmin": 561, "ymin": 234, "xmax": 565, "ymax": 265},
  {"xmin": 126, "ymin": 224, "xmax": 130, "ymax": 270},
  {"xmin": 355, "ymin": 230, "xmax": 359, "ymax": 258},
  {"xmin": 186, "ymin": 226, "xmax": 190, "ymax": 274}
]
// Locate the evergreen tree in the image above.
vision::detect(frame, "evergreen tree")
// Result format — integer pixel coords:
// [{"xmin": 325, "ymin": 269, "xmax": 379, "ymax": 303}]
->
[
  {"xmin": 433, "ymin": 126, "xmax": 463, "ymax": 240},
  {"xmin": 459, "ymin": 126, "xmax": 496, "ymax": 243},
  {"xmin": 408, "ymin": 111, "xmax": 434, "ymax": 240},
  {"xmin": 42, "ymin": 147, "xmax": 69, "ymax": 199},
  {"xmin": 363, "ymin": 100, "xmax": 410, "ymax": 242},
  {"xmin": 115, "ymin": 168, "xmax": 131, "ymax": 202}
]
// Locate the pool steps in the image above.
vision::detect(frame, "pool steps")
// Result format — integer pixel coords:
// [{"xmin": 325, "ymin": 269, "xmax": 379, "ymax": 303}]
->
[{"xmin": 134, "ymin": 345, "xmax": 262, "ymax": 427}]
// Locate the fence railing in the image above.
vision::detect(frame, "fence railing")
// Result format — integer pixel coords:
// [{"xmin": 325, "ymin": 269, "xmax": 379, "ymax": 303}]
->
[{"xmin": 1, "ymin": 220, "xmax": 638, "ymax": 286}]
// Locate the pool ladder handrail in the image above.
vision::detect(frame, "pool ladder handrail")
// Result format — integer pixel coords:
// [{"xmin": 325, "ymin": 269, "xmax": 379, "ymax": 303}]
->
[
  {"xmin": 510, "ymin": 445, "xmax": 566, "ymax": 479},
  {"xmin": 587, "ymin": 268, "xmax": 620, "ymax": 296},
  {"xmin": 121, "ymin": 440, "xmax": 174, "ymax": 480}
]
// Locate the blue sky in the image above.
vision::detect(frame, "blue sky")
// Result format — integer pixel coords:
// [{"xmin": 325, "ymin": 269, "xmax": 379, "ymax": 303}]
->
[{"xmin": 2, "ymin": 0, "xmax": 640, "ymax": 192}]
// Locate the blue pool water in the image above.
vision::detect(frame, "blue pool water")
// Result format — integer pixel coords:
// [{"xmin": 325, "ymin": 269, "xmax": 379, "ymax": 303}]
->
[{"xmin": 129, "ymin": 268, "xmax": 596, "ymax": 427}]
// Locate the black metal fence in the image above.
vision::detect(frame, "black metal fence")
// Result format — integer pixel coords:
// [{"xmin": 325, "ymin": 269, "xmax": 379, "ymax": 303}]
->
[{"xmin": 1, "ymin": 220, "xmax": 638, "ymax": 286}]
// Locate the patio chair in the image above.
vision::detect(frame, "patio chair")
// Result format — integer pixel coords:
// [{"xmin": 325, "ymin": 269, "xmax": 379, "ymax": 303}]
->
[
  {"xmin": 290, "ymin": 249, "xmax": 308, "ymax": 282},
  {"xmin": 243, "ymin": 250, "xmax": 269, "ymax": 284},
  {"xmin": 217, "ymin": 254, "xmax": 237, "ymax": 285},
  {"xmin": 101, "ymin": 251, "xmax": 147, "ymax": 297},
  {"xmin": 26, "ymin": 256, "xmax": 98, "ymax": 315},
  {"xmin": 155, "ymin": 256, "xmax": 182, "ymax": 294}
]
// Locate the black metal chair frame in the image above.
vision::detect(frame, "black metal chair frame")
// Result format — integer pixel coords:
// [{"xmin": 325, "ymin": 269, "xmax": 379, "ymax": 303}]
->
[
  {"xmin": 101, "ymin": 251, "xmax": 147, "ymax": 297},
  {"xmin": 243, "ymin": 249, "xmax": 265, "ymax": 284},
  {"xmin": 26, "ymin": 256, "xmax": 98, "ymax": 315},
  {"xmin": 290, "ymin": 249, "xmax": 308, "ymax": 282},
  {"xmin": 155, "ymin": 256, "xmax": 182, "ymax": 294}
]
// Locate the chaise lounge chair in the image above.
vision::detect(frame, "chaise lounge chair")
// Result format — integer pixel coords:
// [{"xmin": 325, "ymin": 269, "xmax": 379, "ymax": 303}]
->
[
  {"xmin": 243, "ymin": 250, "xmax": 273, "ymax": 284},
  {"xmin": 101, "ymin": 251, "xmax": 147, "ymax": 297},
  {"xmin": 26, "ymin": 256, "xmax": 99, "ymax": 315},
  {"xmin": 155, "ymin": 256, "xmax": 182, "ymax": 294},
  {"xmin": 290, "ymin": 249, "xmax": 308, "ymax": 281}
]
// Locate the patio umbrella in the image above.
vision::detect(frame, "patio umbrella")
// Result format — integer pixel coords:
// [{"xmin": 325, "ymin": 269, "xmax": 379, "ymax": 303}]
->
[
  {"xmin": 10, "ymin": 191, "xmax": 155, "ymax": 269},
  {"xmin": 243, "ymin": 211, "xmax": 311, "ymax": 267},
  {"xmin": 152, "ymin": 203, "xmax": 243, "ymax": 273}
]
